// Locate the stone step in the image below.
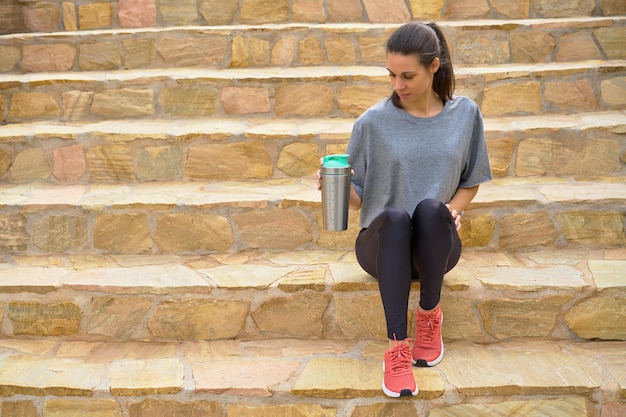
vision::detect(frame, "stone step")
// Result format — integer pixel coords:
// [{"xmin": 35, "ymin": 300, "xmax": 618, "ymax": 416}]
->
[
  {"xmin": 4, "ymin": 0, "xmax": 624, "ymax": 35},
  {"xmin": 0, "ymin": 248, "xmax": 624, "ymax": 343},
  {"xmin": 2, "ymin": 17, "xmax": 624, "ymax": 73},
  {"xmin": 1, "ymin": 111, "xmax": 624, "ymax": 184},
  {"xmin": 0, "ymin": 178, "xmax": 624, "ymax": 255},
  {"xmin": 0, "ymin": 337, "xmax": 624, "ymax": 416},
  {"xmin": 1, "ymin": 60, "xmax": 625, "ymax": 124}
]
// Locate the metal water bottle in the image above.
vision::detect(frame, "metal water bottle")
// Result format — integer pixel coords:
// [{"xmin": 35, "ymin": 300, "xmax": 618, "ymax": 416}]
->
[{"xmin": 320, "ymin": 154, "xmax": 351, "ymax": 231}]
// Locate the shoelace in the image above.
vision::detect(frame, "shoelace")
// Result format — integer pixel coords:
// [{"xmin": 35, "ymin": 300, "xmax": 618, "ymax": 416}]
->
[
  {"xmin": 416, "ymin": 311, "xmax": 440, "ymax": 344},
  {"xmin": 388, "ymin": 340, "xmax": 413, "ymax": 375}
]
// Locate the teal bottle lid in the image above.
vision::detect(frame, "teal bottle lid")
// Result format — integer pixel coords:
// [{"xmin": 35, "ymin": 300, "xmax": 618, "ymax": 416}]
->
[{"xmin": 322, "ymin": 154, "xmax": 350, "ymax": 168}]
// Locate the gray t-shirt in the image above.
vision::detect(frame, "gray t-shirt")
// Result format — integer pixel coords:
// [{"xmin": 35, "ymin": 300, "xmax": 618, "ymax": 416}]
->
[{"xmin": 347, "ymin": 96, "xmax": 492, "ymax": 228}]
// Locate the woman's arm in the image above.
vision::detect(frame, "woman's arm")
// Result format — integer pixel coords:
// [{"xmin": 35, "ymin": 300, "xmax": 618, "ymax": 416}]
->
[
  {"xmin": 446, "ymin": 185, "xmax": 479, "ymax": 230},
  {"xmin": 349, "ymin": 184, "xmax": 362, "ymax": 210}
]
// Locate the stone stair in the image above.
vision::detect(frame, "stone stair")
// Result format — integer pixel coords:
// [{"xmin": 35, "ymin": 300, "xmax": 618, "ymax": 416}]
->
[{"xmin": 0, "ymin": 0, "xmax": 625, "ymax": 416}]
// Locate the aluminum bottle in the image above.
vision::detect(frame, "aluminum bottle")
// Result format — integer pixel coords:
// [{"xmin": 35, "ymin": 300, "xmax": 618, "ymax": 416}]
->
[{"xmin": 320, "ymin": 154, "xmax": 351, "ymax": 231}]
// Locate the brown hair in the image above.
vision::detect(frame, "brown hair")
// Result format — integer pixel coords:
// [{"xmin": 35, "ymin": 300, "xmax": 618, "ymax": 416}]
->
[{"xmin": 386, "ymin": 22, "xmax": 455, "ymax": 105}]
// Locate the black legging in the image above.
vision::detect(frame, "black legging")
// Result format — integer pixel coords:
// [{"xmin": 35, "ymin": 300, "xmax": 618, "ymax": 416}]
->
[{"xmin": 354, "ymin": 198, "xmax": 462, "ymax": 340}]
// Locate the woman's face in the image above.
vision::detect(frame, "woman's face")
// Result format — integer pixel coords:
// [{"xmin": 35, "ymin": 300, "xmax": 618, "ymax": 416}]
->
[{"xmin": 386, "ymin": 52, "xmax": 439, "ymax": 105}]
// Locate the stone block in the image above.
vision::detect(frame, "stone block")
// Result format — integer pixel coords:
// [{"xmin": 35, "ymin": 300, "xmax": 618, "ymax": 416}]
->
[
  {"xmin": 601, "ymin": 77, "xmax": 626, "ymax": 107},
  {"xmin": 252, "ymin": 292, "xmax": 330, "ymax": 337},
  {"xmin": 559, "ymin": 139, "xmax": 621, "ymax": 176},
  {"xmin": 8, "ymin": 92, "xmax": 59, "ymax": 122},
  {"xmin": 0, "ymin": 2, "xmax": 22, "ymax": 34},
  {"xmin": 478, "ymin": 296, "xmax": 570, "ymax": 339},
  {"xmin": 557, "ymin": 31, "xmax": 602, "ymax": 61},
  {"xmin": 271, "ymin": 35, "xmax": 297, "ymax": 65},
  {"xmin": 239, "ymin": 0, "xmax": 289, "ymax": 24},
  {"xmin": 1, "ymin": 401, "xmax": 38, "ymax": 417},
  {"xmin": 157, "ymin": 0, "xmax": 198, "ymax": 25},
  {"xmin": 199, "ymin": 0, "xmax": 238, "ymax": 24},
  {"xmin": 53, "ymin": 143, "xmax": 86, "ymax": 182},
  {"xmin": 334, "ymin": 293, "xmax": 386, "ymax": 339},
  {"xmin": 534, "ymin": 0, "xmax": 595, "ymax": 17},
  {"xmin": 408, "ymin": 0, "xmax": 445, "ymax": 19},
  {"xmin": 149, "ymin": 299, "xmax": 249, "ymax": 339},
  {"xmin": 358, "ymin": 35, "xmax": 387, "ymax": 63},
  {"xmin": 88, "ymin": 296, "xmax": 152, "ymax": 339},
  {"xmin": 123, "ymin": 39, "xmax": 154, "ymax": 69},
  {"xmin": 233, "ymin": 210, "xmax": 312, "ymax": 250},
  {"xmin": 0, "ymin": 213, "xmax": 29, "ymax": 252},
  {"xmin": 499, "ymin": 212, "xmax": 560, "ymax": 249},
  {"xmin": 337, "ymin": 85, "xmax": 389, "ymax": 116},
  {"xmin": 445, "ymin": 0, "xmax": 490, "ymax": 19},
  {"xmin": 353, "ymin": 403, "xmax": 418, "ymax": 417},
  {"xmin": 157, "ymin": 37, "xmax": 228, "ymax": 67},
  {"xmin": 186, "ymin": 142, "xmax": 272, "ymax": 180},
  {"xmin": 362, "ymin": 0, "xmax": 411, "ymax": 23},
  {"xmin": 9, "ymin": 301, "xmax": 81, "ymax": 336},
  {"xmin": 327, "ymin": 0, "xmax": 362, "ymax": 21},
  {"xmin": 510, "ymin": 31, "xmax": 556, "ymax": 63},
  {"xmin": 32, "ymin": 216, "xmax": 88, "ymax": 252},
  {"xmin": 545, "ymin": 79, "xmax": 598, "ymax": 112},
  {"xmin": 85, "ymin": 143, "xmax": 135, "ymax": 181},
  {"xmin": 90, "ymin": 89, "xmax": 154, "ymax": 118},
  {"xmin": 298, "ymin": 36, "xmax": 324, "ymax": 65},
  {"xmin": 294, "ymin": 0, "xmax": 325, "ymax": 22},
  {"xmin": 481, "ymin": 82, "xmax": 541, "ymax": 116},
  {"xmin": 119, "ymin": 0, "xmax": 156, "ymax": 28},
  {"xmin": 277, "ymin": 142, "xmax": 319, "ymax": 177},
  {"xmin": 459, "ymin": 214, "xmax": 496, "ymax": 247},
  {"xmin": 0, "ymin": 45, "xmax": 19, "ymax": 71},
  {"xmin": 229, "ymin": 404, "xmax": 337, "ymax": 417},
  {"xmin": 78, "ymin": 3, "xmax": 114, "ymax": 30},
  {"xmin": 137, "ymin": 146, "xmax": 181, "ymax": 181},
  {"xmin": 441, "ymin": 297, "xmax": 485, "ymax": 341},
  {"xmin": 61, "ymin": 90, "xmax": 93, "ymax": 121},
  {"xmin": 154, "ymin": 213, "xmax": 234, "ymax": 252},
  {"xmin": 0, "ymin": 147, "xmax": 10, "ymax": 178},
  {"xmin": 491, "ymin": 0, "xmax": 530, "ymax": 18},
  {"xmin": 325, "ymin": 36, "xmax": 357, "ymax": 65},
  {"xmin": 43, "ymin": 399, "xmax": 123, "ymax": 417},
  {"xmin": 129, "ymin": 399, "xmax": 222, "ymax": 417},
  {"xmin": 601, "ymin": 0, "xmax": 626, "ymax": 14},
  {"xmin": 594, "ymin": 27, "xmax": 626, "ymax": 59},
  {"xmin": 485, "ymin": 137, "xmax": 512, "ymax": 176},
  {"xmin": 565, "ymin": 297, "xmax": 626, "ymax": 340},
  {"xmin": 79, "ymin": 42, "xmax": 121, "ymax": 71},
  {"xmin": 430, "ymin": 399, "xmax": 588, "ymax": 417},
  {"xmin": 455, "ymin": 32, "xmax": 509, "ymax": 65},
  {"xmin": 221, "ymin": 87, "xmax": 270, "ymax": 115},
  {"xmin": 557, "ymin": 212, "xmax": 625, "ymax": 246},
  {"xmin": 62, "ymin": 2, "xmax": 77, "ymax": 31},
  {"xmin": 93, "ymin": 213, "xmax": 152, "ymax": 253},
  {"xmin": 22, "ymin": 44, "xmax": 76, "ymax": 72},
  {"xmin": 0, "ymin": 356, "xmax": 104, "ymax": 396},
  {"xmin": 160, "ymin": 86, "xmax": 219, "ymax": 117},
  {"xmin": 109, "ymin": 358, "xmax": 184, "ymax": 395},
  {"xmin": 275, "ymin": 85, "xmax": 334, "ymax": 116},
  {"xmin": 231, "ymin": 36, "xmax": 270, "ymax": 67},
  {"xmin": 23, "ymin": 2, "xmax": 60, "ymax": 32},
  {"xmin": 10, "ymin": 147, "xmax": 51, "ymax": 181}
]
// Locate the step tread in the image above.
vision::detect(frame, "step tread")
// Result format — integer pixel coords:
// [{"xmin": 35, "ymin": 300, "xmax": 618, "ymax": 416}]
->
[
  {"xmin": 0, "ymin": 337, "xmax": 623, "ymax": 400},
  {"xmin": 1, "ymin": 110, "xmax": 624, "ymax": 140},
  {"xmin": 2, "ymin": 60, "xmax": 624, "ymax": 85},
  {"xmin": 1, "ymin": 248, "xmax": 624, "ymax": 295},
  {"xmin": 1, "ymin": 178, "xmax": 624, "ymax": 209},
  {"xmin": 3, "ymin": 16, "xmax": 623, "ymax": 41}
]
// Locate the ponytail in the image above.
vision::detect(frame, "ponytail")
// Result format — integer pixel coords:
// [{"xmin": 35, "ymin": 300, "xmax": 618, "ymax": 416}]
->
[{"xmin": 386, "ymin": 22, "xmax": 455, "ymax": 105}]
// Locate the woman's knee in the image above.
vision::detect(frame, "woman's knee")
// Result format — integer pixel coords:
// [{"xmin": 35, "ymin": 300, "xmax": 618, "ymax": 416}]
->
[{"xmin": 412, "ymin": 199, "xmax": 451, "ymax": 231}]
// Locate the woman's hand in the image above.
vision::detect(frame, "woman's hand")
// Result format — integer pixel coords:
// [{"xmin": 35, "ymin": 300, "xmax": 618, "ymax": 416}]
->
[{"xmin": 446, "ymin": 204, "xmax": 463, "ymax": 231}]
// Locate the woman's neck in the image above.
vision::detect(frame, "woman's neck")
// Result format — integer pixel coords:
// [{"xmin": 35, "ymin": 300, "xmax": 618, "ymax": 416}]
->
[{"xmin": 402, "ymin": 91, "xmax": 444, "ymax": 118}]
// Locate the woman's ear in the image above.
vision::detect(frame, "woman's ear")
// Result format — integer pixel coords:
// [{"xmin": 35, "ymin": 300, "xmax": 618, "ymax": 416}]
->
[{"xmin": 431, "ymin": 57, "xmax": 440, "ymax": 73}]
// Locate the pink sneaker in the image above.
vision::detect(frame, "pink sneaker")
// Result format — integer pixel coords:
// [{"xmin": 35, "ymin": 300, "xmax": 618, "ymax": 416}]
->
[
  {"xmin": 382, "ymin": 338, "xmax": 418, "ymax": 397},
  {"xmin": 412, "ymin": 304, "xmax": 444, "ymax": 367}
]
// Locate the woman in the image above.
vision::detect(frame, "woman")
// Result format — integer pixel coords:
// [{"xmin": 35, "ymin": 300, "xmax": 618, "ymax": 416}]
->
[{"xmin": 319, "ymin": 22, "xmax": 492, "ymax": 398}]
